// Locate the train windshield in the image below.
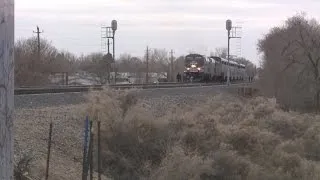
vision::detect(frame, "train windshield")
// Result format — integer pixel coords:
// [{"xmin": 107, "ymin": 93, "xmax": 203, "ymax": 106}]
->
[{"xmin": 185, "ymin": 54, "xmax": 205, "ymax": 67}]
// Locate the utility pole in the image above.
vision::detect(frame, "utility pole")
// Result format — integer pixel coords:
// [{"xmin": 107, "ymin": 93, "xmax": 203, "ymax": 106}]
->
[
  {"xmin": 107, "ymin": 39, "xmax": 111, "ymax": 83},
  {"xmin": 146, "ymin": 46, "xmax": 150, "ymax": 84},
  {"xmin": 0, "ymin": 1, "xmax": 14, "ymax": 179},
  {"xmin": 33, "ymin": 26, "xmax": 43, "ymax": 70},
  {"xmin": 170, "ymin": 50, "xmax": 174, "ymax": 82}
]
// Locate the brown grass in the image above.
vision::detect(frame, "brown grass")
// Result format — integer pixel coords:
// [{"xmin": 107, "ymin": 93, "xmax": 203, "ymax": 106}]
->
[
  {"xmin": 14, "ymin": 87, "xmax": 320, "ymax": 180},
  {"xmin": 83, "ymin": 88, "xmax": 320, "ymax": 180}
]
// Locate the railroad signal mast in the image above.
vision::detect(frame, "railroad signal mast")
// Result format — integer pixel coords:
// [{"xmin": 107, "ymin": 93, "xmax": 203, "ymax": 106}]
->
[
  {"xmin": 233, "ymin": 24, "xmax": 243, "ymax": 57},
  {"xmin": 101, "ymin": 20, "xmax": 118, "ymax": 84},
  {"xmin": 226, "ymin": 19, "xmax": 242, "ymax": 86}
]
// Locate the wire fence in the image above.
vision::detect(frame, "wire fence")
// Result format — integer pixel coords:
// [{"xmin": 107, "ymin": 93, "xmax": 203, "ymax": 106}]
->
[
  {"xmin": 16, "ymin": 118, "xmax": 102, "ymax": 180},
  {"xmin": 14, "ymin": 104, "xmax": 107, "ymax": 180}
]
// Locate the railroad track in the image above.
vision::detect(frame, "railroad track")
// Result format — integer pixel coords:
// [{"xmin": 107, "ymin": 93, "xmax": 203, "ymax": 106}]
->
[{"xmin": 15, "ymin": 82, "xmax": 251, "ymax": 95}]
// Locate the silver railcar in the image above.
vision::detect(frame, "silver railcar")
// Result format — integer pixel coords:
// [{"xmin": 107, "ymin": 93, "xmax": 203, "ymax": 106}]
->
[{"xmin": 183, "ymin": 54, "xmax": 247, "ymax": 82}]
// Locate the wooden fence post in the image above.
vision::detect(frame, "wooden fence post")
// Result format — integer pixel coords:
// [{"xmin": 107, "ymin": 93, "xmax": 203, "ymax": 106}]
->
[
  {"xmin": 45, "ymin": 122, "xmax": 53, "ymax": 180},
  {"xmin": 97, "ymin": 121, "xmax": 101, "ymax": 180},
  {"xmin": 88, "ymin": 121, "xmax": 94, "ymax": 180},
  {"xmin": 82, "ymin": 117, "xmax": 90, "ymax": 180},
  {"xmin": 88, "ymin": 132, "xmax": 94, "ymax": 180}
]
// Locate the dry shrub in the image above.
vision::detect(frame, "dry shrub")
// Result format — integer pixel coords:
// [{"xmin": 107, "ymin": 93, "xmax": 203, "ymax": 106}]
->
[
  {"xmin": 14, "ymin": 151, "xmax": 35, "ymax": 180},
  {"xmin": 271, "ymin": 151, "xmax": 320, "ymax": 180},
  {"xmin": 301, "ymin": 123, "xmax": 320, "ymax": 161},
  {"xmin": 224, "ymin": 126, "xmax": 280, "ymax": 159},
  {"xmin": 86, "ymin": 88, "xmax": 171, "ymax": 179},
  {"xmin": 209, "ymin": 150, "xmax": 258, "ymax": 180},
  {"xmin": 264, "ymin": 112, "xmax": 311, "ymax": 139},
  {"xmin": 84, "ymin": 89, "xmax": 320, "ymax": 180},
  {"xmin": 149, "ymin": 145, "xmax": 213, "ymax": 180}
]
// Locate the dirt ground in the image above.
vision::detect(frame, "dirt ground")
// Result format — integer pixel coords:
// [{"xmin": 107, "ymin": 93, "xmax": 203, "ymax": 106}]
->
[{"xmin": 14, "ymin": 104, "xmax": 110, "ymax": 180}]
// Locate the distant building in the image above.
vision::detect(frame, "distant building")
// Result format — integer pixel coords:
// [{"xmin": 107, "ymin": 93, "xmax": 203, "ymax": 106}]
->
[{"xmin": 48, "ymin": 71, "xmax": 168, "ymax": 85}]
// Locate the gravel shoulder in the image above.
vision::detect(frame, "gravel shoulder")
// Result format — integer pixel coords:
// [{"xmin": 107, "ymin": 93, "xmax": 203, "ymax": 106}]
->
[
  {"xmin": 14, "ymin": 85, "xmax": 240, "ymax": 109},
  {"xmin": 14, "ymin": 104, "xmax": 86, "ymax": 180}
]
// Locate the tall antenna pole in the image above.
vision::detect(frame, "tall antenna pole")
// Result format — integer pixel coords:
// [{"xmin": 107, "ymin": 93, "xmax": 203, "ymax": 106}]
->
[{"xmin": 0, "ymin": 1, "xmax": 14, "ymax": 179}]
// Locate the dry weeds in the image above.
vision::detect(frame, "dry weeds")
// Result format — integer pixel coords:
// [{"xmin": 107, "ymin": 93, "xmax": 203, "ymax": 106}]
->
[
  {"xmin": 86, "ymin": 88, "xmax": 320, "ymax": 180},
  {"xmin": 14, "ymin": 87, "xmax": 320, "ymax": 180}
]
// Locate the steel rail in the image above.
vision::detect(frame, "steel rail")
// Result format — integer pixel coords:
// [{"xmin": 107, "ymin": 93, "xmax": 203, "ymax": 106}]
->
[{"xmin": 14, "ymin": 81, "xmax": 251, "ymax": 95}]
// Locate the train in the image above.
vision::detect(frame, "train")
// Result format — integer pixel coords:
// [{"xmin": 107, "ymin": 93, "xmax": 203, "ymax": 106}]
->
[{"xmin": 183, "ymin": 53, "xmax": 247, "ymax": 83}]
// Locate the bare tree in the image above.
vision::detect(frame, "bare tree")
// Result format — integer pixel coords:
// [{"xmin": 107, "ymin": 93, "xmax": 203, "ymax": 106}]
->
[
  {"xmin": 54, "ymin": 50, "xmax": 78, "ymax": 73},
  {"xmin": 14, "ymin": 37, "xmax": 77, "ymax": 87},
  {"xmin": 149, "ymin": 48, "xmax": 169, "ymax": 79},
  {"xmin": 258, "ymin": 13, "xmax": 320, "ymax": 111},
  {"xmin": 211, "ymin": 47, "xmax": 227, "ymax": 58},
  {"xmin": 117, "ymin": 53, "xmax": 144, "ymax": 73},
  {"xmin": 0, "ymin": 1, "xmax": 14, "ymax": 179},
  {"xmin": 117, "ymin": 53, "xmax": 133, "ymax": 72},
  {"xmin": 116, "ymin": 54, "xmax": 146, "ymax": 83},
  {"xmin": 174, "ymin": 56, "xmax": 185, "ymax": 72},
  {"xmin": 79, "ymin": 52, "xmax": 111, "ymax": 84},
  {"xmin": 173, "ymin": 55, "xmax": 185, "ymax": 81},
  {"xmin": 14, "ymin": 37, "xmax": 54, "ymax": 86}
]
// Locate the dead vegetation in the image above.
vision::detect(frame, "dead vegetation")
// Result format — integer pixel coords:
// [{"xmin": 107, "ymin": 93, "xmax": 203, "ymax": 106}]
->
[
  {"xmin": 258, "ymin": 13, "xmax": 320, "ymax": 112},
  {"xmin": 83, "ymin": 88, "xmax": 320, "ymax": 180},
  {"xmin": 15, "ymin": 37, "xmax": 77, "ymax": 87},
  {"xmin": 14, "ymin": 88, "xmax": 320, "ymax": 180}
]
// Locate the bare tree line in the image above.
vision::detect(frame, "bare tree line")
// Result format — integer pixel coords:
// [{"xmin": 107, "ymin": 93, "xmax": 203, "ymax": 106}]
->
[
  {"xmin": 15, "ymin": 37, "xmax": 77, "ymax": 87},
  {"xmin": 14, "ymin": 37, "xmax": 186, "ymax": 86},
  {"xmin": 258, "ymin": 12, "xmax": 320, "ymax": 111},
  {"xmin": 15, "ymin": 36, "xmax": 257, "ymax": 86}
]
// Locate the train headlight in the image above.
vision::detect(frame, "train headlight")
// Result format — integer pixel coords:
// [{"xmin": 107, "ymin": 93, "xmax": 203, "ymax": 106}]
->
[
  {"xmin": 197, "ymin": 68, "xmax": 201, "ymax": 71},
  {"xmin": 191, "ymin": 65, "xmax": 196, "ymax": 68},
  {"xmin": 187, "ymin": 68, "xmax": 190, "ymax": 70}
]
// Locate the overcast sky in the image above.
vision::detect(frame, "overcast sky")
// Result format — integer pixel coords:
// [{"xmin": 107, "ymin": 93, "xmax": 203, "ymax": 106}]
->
[{"xmin": 15, "ymin": 0, "xmax": 320, "ymax": 66}]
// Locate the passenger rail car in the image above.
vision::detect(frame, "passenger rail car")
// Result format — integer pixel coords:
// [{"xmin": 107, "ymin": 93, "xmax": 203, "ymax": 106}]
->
[{"xmin": 183, "ymin": 53, "xmax": 247, "ymax": 83}]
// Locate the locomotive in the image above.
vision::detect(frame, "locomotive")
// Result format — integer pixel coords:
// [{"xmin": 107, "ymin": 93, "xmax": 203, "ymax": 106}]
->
[{"xmin": 183, "ymin": 53, "xmax": 247, "ymax": 82}]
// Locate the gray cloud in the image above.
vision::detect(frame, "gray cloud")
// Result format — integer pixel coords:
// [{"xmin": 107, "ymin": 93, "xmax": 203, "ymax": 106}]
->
[{"xmin": 15, "ymin": 0, "xmax": 320, "ymax": 66}]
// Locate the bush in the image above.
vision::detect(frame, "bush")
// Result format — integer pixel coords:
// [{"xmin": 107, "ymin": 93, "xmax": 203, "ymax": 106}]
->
[
  {"xmin": 14, "ymin": 151, "xmax": 35, "ymax": 180},
  {"xmin": 85, "ymin": 89, "xmax": 320, "ymax": 179}
]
